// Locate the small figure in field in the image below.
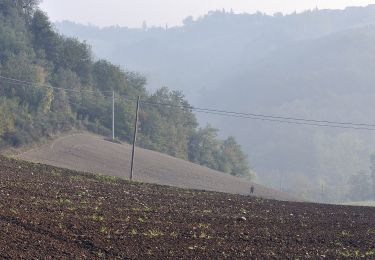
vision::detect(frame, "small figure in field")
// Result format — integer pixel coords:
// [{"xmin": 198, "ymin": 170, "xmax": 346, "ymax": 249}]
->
[{"xmin": 250, "ymin": 185, "xmax": 255, "ymax": 195}]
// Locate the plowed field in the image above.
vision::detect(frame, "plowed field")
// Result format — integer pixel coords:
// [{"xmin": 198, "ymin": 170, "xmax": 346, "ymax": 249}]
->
[
  {"xmin": 19, "ymin": 133, "xmax": 292, "ymax": 201},
  {"xmin": 0, "ymin": 156, "xmax": 374, "ymax": 259}
]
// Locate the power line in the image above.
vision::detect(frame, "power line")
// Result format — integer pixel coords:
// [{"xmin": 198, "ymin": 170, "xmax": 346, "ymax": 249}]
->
[
  {"xmin": 139, "ymin": 99, "xmax": 375, "ymax": 128},
  {"xmin": 139, "ymin": 100, "xmax": 375, "ymax": 131},
  {"xmin": 0, "ymin": 75, "xmax": 113, "ymax": 95},
  {"xmin": 191, "ymin": 109, "xmax": 375, "ymax": 131},
  {"xmin": 3, "ymin": 75, "xmax": 375, "ymax": 131},
  {"xmin": 107, "ymin": 94, "xmax": 375, "ymax": 131}
]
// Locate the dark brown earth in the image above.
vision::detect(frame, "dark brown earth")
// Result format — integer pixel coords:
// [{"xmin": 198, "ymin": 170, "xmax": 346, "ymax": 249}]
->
[
  {"xmin": 18, "ymin": 133, "xmax": 293, "ymax": 201},
  {"xmin": 0, "ymin": 156, "xmax": 374, "ymax": 259}
]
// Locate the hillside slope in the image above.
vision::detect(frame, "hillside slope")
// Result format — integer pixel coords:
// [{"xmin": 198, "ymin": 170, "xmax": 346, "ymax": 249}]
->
[
  {"xmin": 0, "ymin": 156, "xmax": 374, "ymax": 258},
  {"xmin": 0, "ymin": 0, "xmax": 251, "ymax": 180},
  {"xmin": 54, "ymin": 6, "xmax": 375, "ymax": 201},
  {"xmin": 207, "ymin": 25, "xmax": 375, "ymax": 185},
  {"xmin": 18, "ymin": 133, "xmax": 290, "ymax": 200},
  {"xmin": 56, "ymin": 5, "xmax": 375, "ymax": 101}
]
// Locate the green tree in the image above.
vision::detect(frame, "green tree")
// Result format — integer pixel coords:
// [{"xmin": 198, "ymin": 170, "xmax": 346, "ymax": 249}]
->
[
  {"xmin": 15, "ymin": 0, "xmax": 40, "ymax": 15},
  {"xmin": 92, "ymin": 60, "xmax": 125, "ymax": 93},
  {"xmin": 0, "ymin": 0, "xmax": 253, "ymax": 179},
  {"xmin": 140, "ymin": 87, "xmax": 197, "ymax": 159},
  {"xmin": 31, "ymin": 10, "xmax": 60, "ymax": 62},
  {"xmin": 220, "ymin": 136, "xmax": 251, "ymax": 177},
  {"xmin": 188, "ymin": 126, "xmax": 221, "ymax": 170},
  {"xmin": 58, "ymin": 38, "xmax": 92, "ymax": 84},
  {"xmin": 0, "ymin": 98, "xmax": 16, "ymax": 138}
]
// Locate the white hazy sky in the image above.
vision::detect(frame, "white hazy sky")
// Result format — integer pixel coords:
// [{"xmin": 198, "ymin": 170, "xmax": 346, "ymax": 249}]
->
[{"xmin": 40, "ymin": 0, "xmax": 375, "ymax": 28}]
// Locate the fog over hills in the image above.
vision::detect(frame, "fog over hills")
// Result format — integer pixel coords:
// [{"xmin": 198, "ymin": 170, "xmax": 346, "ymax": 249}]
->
[{"xmin": 56, "ymin": 5, "xmax": 375, "ymax": 201}]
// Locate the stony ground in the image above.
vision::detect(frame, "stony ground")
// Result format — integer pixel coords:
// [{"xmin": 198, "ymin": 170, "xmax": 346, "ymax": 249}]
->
[{"xmin": 0, "ymin": 156, "xmax": 374, "ymax": 259}]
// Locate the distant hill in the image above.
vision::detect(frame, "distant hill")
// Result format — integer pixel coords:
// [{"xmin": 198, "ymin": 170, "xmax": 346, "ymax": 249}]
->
[
  {"xmin": 55, "ymin": 5, "xmax": 375, "ymax": 201},
  {"xmin": 55, "ymin": 5, "xmax": 375, "ymax": 101},
  {"xmin": 211, "ymin": 25, "xmax": 375, "ymax": 180},
  {"xmin": 17, "ymin": 133, "xmax": 292, "ymax": 201}
]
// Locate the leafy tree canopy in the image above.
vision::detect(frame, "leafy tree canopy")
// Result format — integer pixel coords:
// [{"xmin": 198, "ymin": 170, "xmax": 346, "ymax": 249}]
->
[{"xmin": 0, "ymin": 0, "xmax": 252, "ymax": 179}]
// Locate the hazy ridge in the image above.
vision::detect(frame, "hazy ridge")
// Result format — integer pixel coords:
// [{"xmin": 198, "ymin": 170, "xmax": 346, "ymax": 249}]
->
[{"xmin": 56, "ymin": 5, "xmax": 375, "ymax": 201}]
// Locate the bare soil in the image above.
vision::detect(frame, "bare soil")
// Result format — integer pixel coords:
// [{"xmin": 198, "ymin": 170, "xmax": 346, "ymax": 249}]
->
[
  {"xmin": 18, "ymin": 133, "xmax": 293, "ymax": 201},
  {"xmin": 0, "ymin": 156, "xmax": 374, "ymax": 259}
]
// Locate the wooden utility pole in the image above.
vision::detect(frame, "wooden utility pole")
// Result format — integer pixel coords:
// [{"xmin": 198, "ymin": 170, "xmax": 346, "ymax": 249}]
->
[
  {"xmin": 112, "ymin": 91, "xmax": 115, "ymax": 140},
  {"xmin": 130, "ymin": 96, "xmax": 140, "ymax": 181}
]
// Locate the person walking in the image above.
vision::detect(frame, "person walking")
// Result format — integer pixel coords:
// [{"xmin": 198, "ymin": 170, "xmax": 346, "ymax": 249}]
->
[{"xmin": 250, "ymin": 185, "xmax": 255, "ymax": 194}]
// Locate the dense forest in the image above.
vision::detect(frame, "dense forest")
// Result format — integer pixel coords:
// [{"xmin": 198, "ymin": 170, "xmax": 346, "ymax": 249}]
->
[
  {"xmin": 56, "ymin": 5, "xmax": 375, "ymax": 201},
  {"xmin": 0, "ymin": 0, "xmax": 252, "ymax": 179}
]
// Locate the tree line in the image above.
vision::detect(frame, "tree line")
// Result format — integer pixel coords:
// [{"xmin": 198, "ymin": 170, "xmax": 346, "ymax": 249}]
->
[{"xmin": 0, "ymin": 0, "xmax": 253, "ymax": 179}]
